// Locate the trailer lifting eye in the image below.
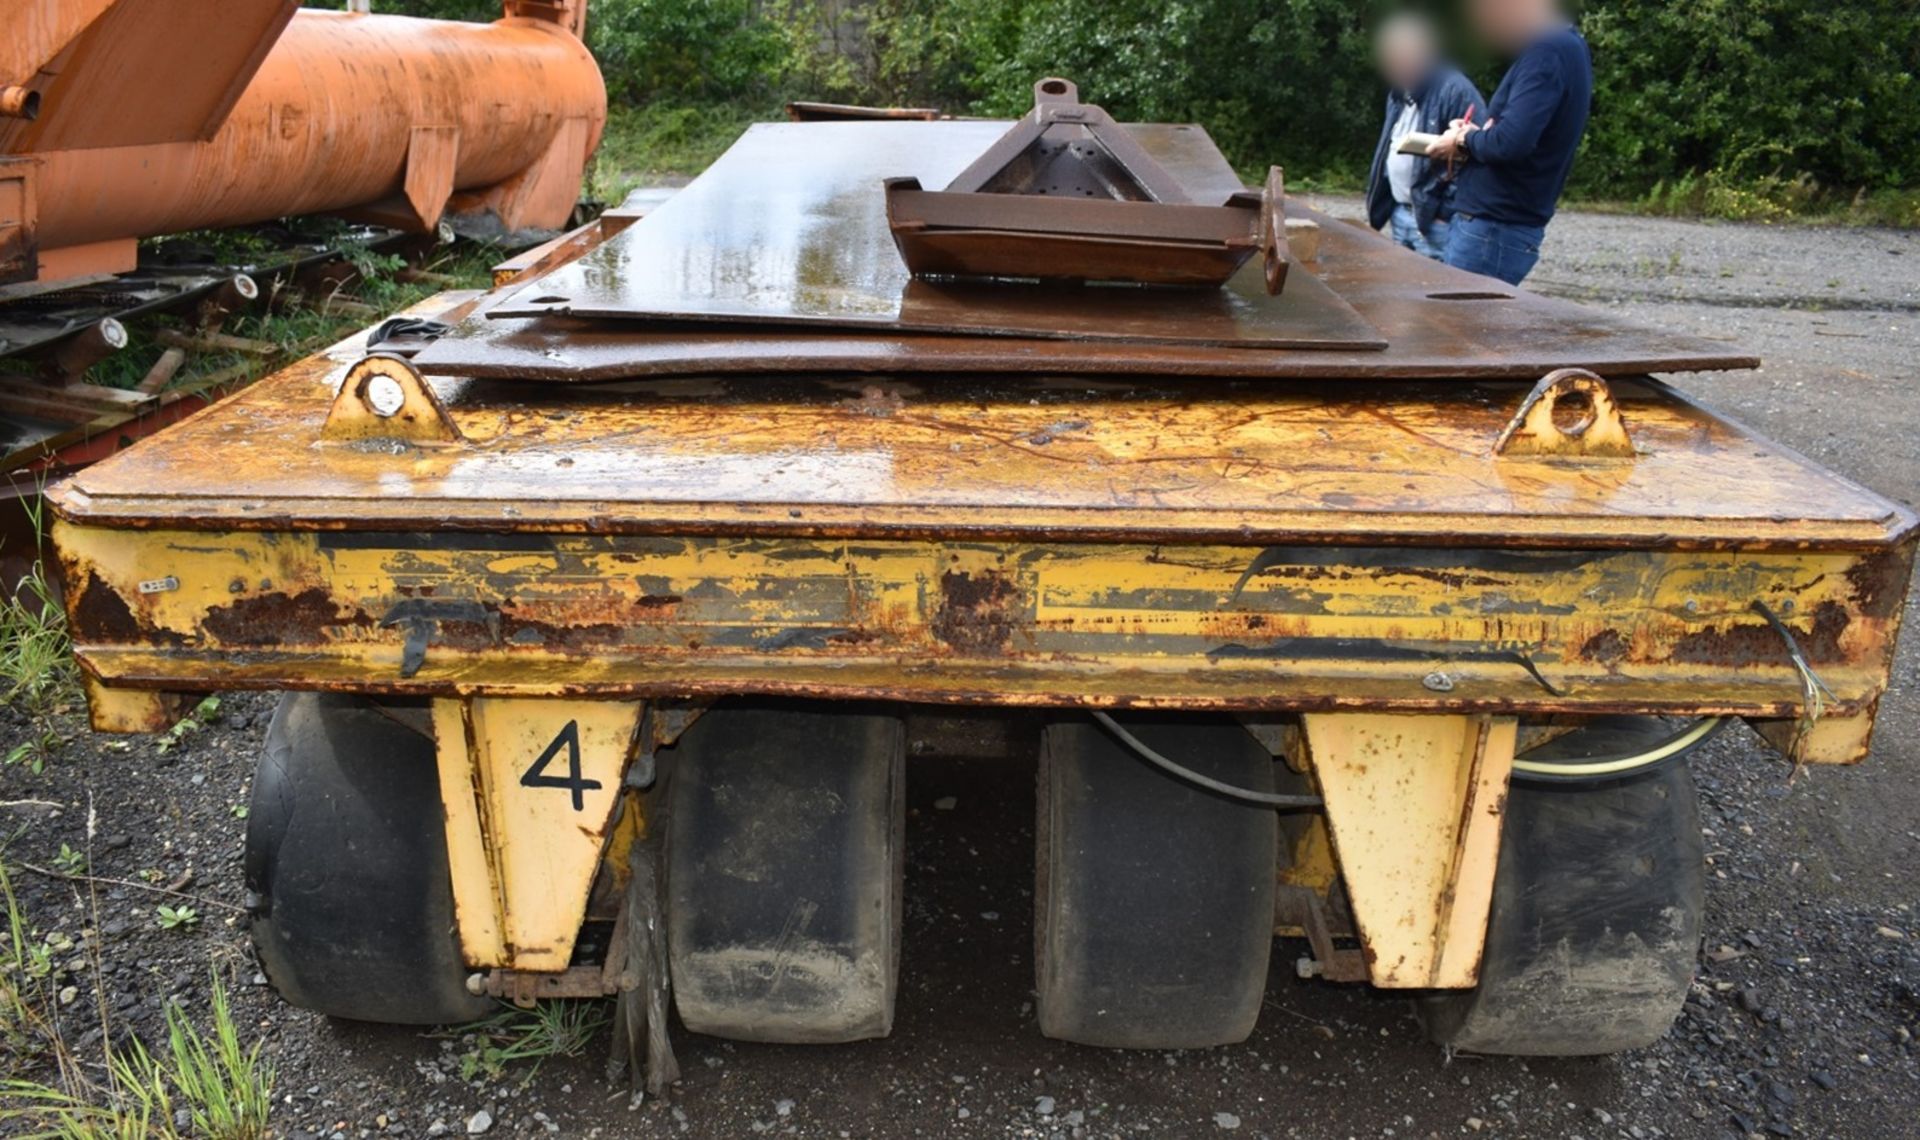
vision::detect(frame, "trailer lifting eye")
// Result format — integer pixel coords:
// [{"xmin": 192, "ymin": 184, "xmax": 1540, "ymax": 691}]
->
[
  {"xmin": 322, "ymin": 354, "xmax": 464, "ymax": 444},
  {"xmin": 1493, "ymin": 368, "xmax": 1635, "ymax": 460}
]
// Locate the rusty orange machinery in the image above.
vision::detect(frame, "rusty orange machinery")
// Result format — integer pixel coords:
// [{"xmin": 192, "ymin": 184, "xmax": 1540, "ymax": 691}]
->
[{"xmin": 0, "ymin": 0, "xmax": 606, "ymax": 288}]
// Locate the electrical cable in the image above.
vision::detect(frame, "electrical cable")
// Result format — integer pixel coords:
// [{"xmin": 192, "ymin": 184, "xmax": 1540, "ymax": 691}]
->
[
  {"xmin": 1510, "ymin": 716, "xmax": 1729, "ymax": 784},
  {"xmin": 1090, "ymin": 712, "xmax": 1325, "ymax": 808},
  {"xmin": 1095, "ymin": 711, "xmax": 1726, "ymax": 801}
]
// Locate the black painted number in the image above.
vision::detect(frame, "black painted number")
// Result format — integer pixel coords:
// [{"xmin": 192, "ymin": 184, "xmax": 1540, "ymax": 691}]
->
[{"xmin": 520, "ymin": 720, "xmax": 604, "ymax": 812}]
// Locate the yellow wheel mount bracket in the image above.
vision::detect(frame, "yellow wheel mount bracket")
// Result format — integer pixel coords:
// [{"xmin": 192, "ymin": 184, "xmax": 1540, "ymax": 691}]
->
[
  {"xmin": 432, "ymin": 697, "xmax": 643, "ymax": 971},
  {"xmin": 1302, "ymin": 712, "xmax": 1518, "ymax": 989}
]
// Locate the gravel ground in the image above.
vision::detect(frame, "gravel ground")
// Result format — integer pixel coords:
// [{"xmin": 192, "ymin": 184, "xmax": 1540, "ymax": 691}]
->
[{"xmin": 3, "ymin": 205, "xmax": 1918, "ymax": 1139}]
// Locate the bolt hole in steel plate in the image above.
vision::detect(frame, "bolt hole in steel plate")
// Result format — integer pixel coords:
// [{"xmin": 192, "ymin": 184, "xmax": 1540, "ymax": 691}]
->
[{"xmin": 486, "ymin": 122, "xmax": 1386, "ymax": 352}]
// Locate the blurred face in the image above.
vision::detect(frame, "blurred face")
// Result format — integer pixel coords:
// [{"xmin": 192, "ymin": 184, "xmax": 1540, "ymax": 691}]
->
[
  {"xmin": 1470, "ymin": 0, "xmax": 1554, "ymax": 52},
  {"xmin": 1375, "ymin": 19, "xmax": 1435, "ymax": 93}
]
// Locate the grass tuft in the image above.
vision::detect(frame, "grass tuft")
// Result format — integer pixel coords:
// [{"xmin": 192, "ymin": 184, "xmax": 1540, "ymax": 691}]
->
[
  {"xmin": 1, "ymin": 495, "xmax": 76, "ymax": 718},
  {"xmin": 0, "ymin": 968, "xmax": 273, "ymax": 1140},
  {"xmin": 447, "ymin": 1001, "xmax": 610, "ymax": 1086},
  {"xmin": 0, "ymin": 862, "xmax": 55, "ymax": 1072}
]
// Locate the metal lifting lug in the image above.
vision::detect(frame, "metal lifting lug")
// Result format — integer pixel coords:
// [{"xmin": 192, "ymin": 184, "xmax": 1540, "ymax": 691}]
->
[
  {"xmin": 1494, "ymin": 368, "xmax": 1637, "ymax": 459},
  {"xmin": 322, "ymin": 353, "xmax": 463, "ymax": 445}
]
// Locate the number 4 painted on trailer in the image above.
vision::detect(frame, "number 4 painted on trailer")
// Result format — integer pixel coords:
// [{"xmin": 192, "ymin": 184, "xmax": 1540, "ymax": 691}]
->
[{"xmin": 520, "ymin": 720, "xmax": 604, "ymax": 812}]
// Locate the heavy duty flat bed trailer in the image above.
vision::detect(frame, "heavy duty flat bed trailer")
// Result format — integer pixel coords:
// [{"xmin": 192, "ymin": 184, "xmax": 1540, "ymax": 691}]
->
[{"xmin": 47, "ymin": 110, "xmax": 1916, "ymax": 1078}]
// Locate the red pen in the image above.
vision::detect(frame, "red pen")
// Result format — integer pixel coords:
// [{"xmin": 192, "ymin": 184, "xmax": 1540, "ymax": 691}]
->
[{"xmin": 1448, "ymin": 105, "xmax": 1477, "ymax": 177}]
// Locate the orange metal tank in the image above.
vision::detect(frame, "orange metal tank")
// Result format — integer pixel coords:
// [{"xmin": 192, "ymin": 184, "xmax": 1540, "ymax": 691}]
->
[{"xmin": 4, "ymin": 4, "xmax": 606, "ymax": 284}]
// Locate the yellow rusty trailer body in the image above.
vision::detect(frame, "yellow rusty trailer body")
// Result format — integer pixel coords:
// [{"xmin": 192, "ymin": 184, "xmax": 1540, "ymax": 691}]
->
[
  {"xmin": 49, "ymin": 330, "xmax": 1914, "ymax": 743},
  {"xmin": 41, "ymin": 120, "xmax": 1919, "ymax": 1005}
]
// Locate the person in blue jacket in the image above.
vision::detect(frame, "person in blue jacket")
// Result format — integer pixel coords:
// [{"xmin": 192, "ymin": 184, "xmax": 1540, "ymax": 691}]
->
[
  {"xmin": 1364, "ymin": 13, "xmax": 1483, "ymax": 261},
  {"xmin": 1426, "ymin": 0, "xmax": 1593, "ymax": 285}
]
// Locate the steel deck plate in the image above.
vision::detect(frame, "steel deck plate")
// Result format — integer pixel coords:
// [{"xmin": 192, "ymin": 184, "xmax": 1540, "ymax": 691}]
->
[
  {"xmin": 418, "ymin": 208, "xmax": 1758, "ymax": 381},
  {"xmin": 420, "ymin": 125, "xmax": 1755, "ymax": 383},
  {"xmin": 485, "ymin": 121, "xmax": 1386, "ymax": 351}
]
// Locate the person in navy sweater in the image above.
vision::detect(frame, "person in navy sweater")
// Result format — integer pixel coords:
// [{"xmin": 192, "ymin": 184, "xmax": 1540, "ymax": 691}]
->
[
  {"xmin": 1363, "ymin": 13, "xmax": 1484, "ymax": 261},
  {"xmin": 1425, "ymin": 0, "xmax": 1593, "ymax": 285}
]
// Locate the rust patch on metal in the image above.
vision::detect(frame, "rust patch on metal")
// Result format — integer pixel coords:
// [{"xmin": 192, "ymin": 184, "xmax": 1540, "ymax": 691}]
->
[
  {"xmin": 1846, "ymin": 547, "xmax": 1913, "ymax": 620},
  {"xmin": 843, "ymin": 385, "xmax": 906, "ymax": 418},
  {"xmin": 202, "ymin": 588, "xmax": 375, "ymax": 645},
  {"xmin": 70, "ymin": 573, "xmax": 187, "ymax": 646},
  {"xmin": 1670, "ymin": 601, "xmax": 1848, "ymax": 667},
  {"xmin": 70, "ymin": 573, "xmax": 140, "ymax": 641},
  {"xmin": 1578, "ymin": 628, "xmax": 1630, "ymax": 669},
  {"xmin": 932, "ymin": 568, "xmax": 1019, "ymax": 654}
]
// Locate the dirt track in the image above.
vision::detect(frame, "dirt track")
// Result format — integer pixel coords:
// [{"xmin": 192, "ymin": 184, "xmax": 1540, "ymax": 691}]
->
[{"xmin": 3, "ymin": 206, "xmax": 1917, "ymax": 1139}]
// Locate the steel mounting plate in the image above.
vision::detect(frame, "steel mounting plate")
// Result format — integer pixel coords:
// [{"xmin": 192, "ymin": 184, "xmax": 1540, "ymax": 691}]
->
[{"xmin": 880, "ymin": 78, "xmax": 1283, "ymax": 292}]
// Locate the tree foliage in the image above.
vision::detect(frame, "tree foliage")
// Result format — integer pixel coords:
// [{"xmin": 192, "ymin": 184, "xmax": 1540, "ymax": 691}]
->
[{"xmin": 384, "ymin": 0, "xmax": 1920, "ymax": 195}]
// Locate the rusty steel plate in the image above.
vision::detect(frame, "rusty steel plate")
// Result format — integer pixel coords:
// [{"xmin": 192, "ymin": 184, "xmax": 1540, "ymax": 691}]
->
[
  {"xmin": 416, "ymin": 202, "xmax": 1758, "ymax": 382},
  {"xmin": 422, "ymin": 122, "xmax": 1756, "ymax": 383},
  {"xmin": 485, "ymin": 121, "xmax": 1385, "ymax": 351}
]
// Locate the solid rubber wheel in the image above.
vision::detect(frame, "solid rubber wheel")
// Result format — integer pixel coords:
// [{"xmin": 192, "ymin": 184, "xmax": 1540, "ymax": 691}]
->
[
  {"xmin": 245, "ymin": 692, "xmax": 492, "ymax": 1025},
  {"xmin": 664, "ymin": 703, "xmax": 905, "ymax": 1044},
  {"xmin": 1036, "ymin": 715, "xmax": 1278, "ymax": 1049},
  {"xmin": 1419, "ymin": 722, "xmax": 1705, "ymax": 1055}
]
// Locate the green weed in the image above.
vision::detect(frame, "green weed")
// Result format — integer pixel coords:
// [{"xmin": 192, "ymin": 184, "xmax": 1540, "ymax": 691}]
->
[
  {"xmin": 1, "ymin": 494, "xmax": 76, "ymax": 716},
  {"xmin": 0, "ymin": 862, "xmax": 53, "ymax": 1069},
  {"xmin": 5, "ymin": 730, "xmax": 62, "ymax": 777},
  {"xmin": 448, "ymin": 1002, "xmax": 609, "ymax": 1086},
  {"xmin": 1634, "ymin": 164, "xmax": 1920, "ymax": 227},
  {"xmin": 0, "ymin": 971, "xmax": 274, "ymax": 1140},
  {"xmin": 158, "ymin": 979, "xmax": 274, "ymax": 1140},
  {"xmin": 49, "ymin": 847, "xmax": 84, "ymax": 877},
  {"xmin": 153, "ymin": 906, "xmax": 199, "ymax": 933},
  {"xmin": 153, "ymin": 696, "xmax": 222, "ymax": 756}
]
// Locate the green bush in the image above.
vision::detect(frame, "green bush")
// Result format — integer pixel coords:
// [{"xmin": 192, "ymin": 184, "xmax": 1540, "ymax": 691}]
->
[
  {"xmin": 380, "ymin": 0, "xmax": 1920, "ymax": 203},
  {"xmin": 591, "ymin": 0, "xmax": 785, "ymax": 103},
  {"xmin": 1578, "ymin": 0, "xmax": 1920, "ymax": 197}
]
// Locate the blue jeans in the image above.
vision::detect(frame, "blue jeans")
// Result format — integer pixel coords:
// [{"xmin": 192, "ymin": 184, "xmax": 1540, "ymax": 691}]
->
[
  {"xmin": 1389, "ymin": 203, "xmax": 1451, "ymax": 261},
  {"xmin": 1443, "ymin": 214, "xmax": 1546, "ymax": 286}
]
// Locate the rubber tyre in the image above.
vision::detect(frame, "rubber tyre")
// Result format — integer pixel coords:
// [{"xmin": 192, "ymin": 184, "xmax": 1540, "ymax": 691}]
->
[
  {"xmin": 665, "ymin": 704, "xmax": 905, "ymax": 1044},
  {"xmin": 245, "ymin": 692, "xmax": 492, "ymax": 1025},
  {"xmin": 1036, "ymin": 715, "xmax": 1277, "ymax": 1049},
  {"xmin": 1419, "ymin": 731, "xmax": 1705, "ymax": 1055}
]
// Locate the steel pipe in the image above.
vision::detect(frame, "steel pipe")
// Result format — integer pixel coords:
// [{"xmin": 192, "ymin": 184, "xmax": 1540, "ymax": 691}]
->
[{"xmin": 28, "ymin": 10, "xmax": 605, "ymax": 253}]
